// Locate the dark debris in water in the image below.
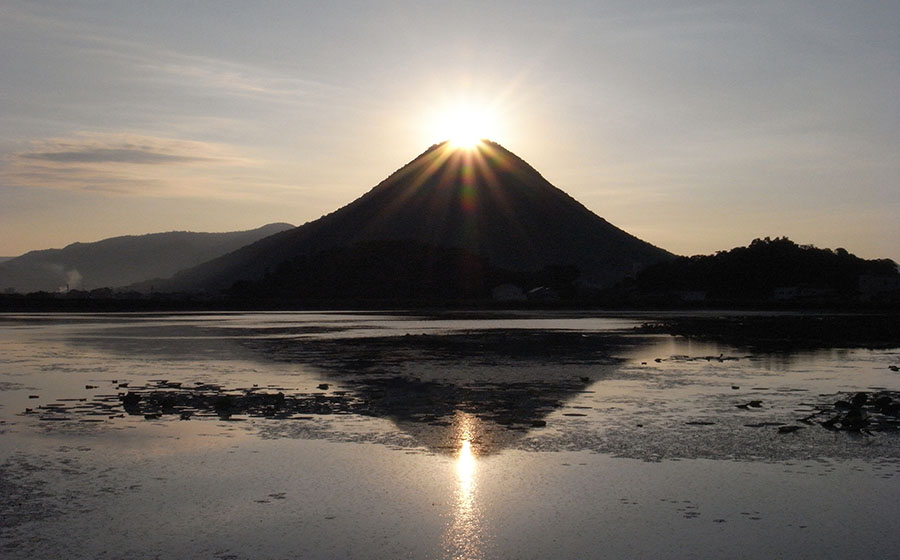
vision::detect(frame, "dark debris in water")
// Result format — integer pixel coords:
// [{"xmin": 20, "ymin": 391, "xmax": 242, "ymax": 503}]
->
[
  {"xmin": 22, "ymin": 375, "xmax": 576, "ymax": 432},
  {"xmin": 800, "ymin": 391, "xmax": 900, "ymax": 433},
  {"xmin": 18, "ymin": 375, "xmax": 900, "ymax": 459},
  {"xmin": 654, "ymin": 353, "xmax": 747, "ymax": 363},
  {"xmin": 117, "ymin": 385, "xmax": 366, "ymax": 420}
]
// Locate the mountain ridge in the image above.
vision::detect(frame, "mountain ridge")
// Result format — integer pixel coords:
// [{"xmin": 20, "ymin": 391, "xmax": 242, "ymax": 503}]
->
[
  {"xmin": 0, "ymin": 223, "xmax": 294, "ymax": 293},
  {"xmin": 150, "ymin": 141, "xmax": 672, "ymax": 295}
]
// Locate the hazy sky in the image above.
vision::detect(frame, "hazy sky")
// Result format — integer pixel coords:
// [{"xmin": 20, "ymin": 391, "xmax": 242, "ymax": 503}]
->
[{"xmin": 2, "ymin": 1, "xmax": 898, "ymax": 262}]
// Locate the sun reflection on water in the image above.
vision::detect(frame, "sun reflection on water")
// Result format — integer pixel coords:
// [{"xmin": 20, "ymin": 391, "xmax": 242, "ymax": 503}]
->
[
  {"xmin": 457, "ymin": 440, "xmax": 476, "ymax": 492},
  {"xmin": 442, "ymin": 412, "xmax": 486, "ymax": 560}
]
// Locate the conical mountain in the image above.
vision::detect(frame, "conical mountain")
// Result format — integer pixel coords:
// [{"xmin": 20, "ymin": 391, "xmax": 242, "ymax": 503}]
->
[{"xmin": 154, "ymin": 141, "xmax": 672, "ymax": 294}]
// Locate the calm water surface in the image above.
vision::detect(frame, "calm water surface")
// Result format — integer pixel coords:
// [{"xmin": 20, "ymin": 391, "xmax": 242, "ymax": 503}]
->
[{"xmin": 1, "ymin": 312, "xmax": 898, "ymax": 559}]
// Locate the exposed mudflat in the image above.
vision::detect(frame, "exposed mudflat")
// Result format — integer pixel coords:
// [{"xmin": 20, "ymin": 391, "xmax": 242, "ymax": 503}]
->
[{"xmin": 1, "ymin": 311, "xmax": 899, "ymax": 559}]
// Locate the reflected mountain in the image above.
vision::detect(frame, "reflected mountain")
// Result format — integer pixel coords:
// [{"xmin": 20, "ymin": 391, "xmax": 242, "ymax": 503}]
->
[
  {"xmin": 54, "ymin": 326, "xmax": 640, "ymax": 455},
  {"xmin": 250, "ymin": 330, "xmax": 638, "ymax": 455},
  {"xmin": 25, "ymin": 316, "xmax": 900, "ymax": 462}
]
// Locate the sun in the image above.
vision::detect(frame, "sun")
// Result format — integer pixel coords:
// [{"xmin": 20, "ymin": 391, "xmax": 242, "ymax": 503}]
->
[
  {"xmin": 429, "ymin": 103, "xmax": 501, "ymax": 149},
  {"xmin": 444, "ymin": 108, "xmax": 488, "ymax": 148}
]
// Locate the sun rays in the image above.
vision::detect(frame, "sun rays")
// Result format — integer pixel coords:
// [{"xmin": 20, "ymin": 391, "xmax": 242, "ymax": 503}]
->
[{"xmin": 345, "ymin": 137, "xmax": 544, "ymax": 278}]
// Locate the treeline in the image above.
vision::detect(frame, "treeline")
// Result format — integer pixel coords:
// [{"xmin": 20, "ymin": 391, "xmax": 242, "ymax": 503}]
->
[
  {"xmin": 227, "ymin": 240, "xmax": 580, "ymax": 302},
  {"xmin": 629, "ymin": 237, "xmax": 898, "ymax": 301},
  {"xmin": 5, "ymin": 237, "xmax": 897, "ymax": 311}
]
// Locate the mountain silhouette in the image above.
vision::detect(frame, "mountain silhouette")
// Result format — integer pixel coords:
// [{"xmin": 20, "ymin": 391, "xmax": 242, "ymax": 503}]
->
[
  {"xmin": 152, "ymin": 141, "xmax": 672, "ymax": 294},
  {"xmin": 0, "ymin": 223, "xmax": 293, "ymax": 293}
]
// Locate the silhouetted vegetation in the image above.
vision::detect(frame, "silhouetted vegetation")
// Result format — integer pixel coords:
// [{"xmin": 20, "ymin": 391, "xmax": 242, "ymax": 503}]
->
[
  {"xmin": 228, "ymin": 241, "xmax": 495, "ymax": 300},
  {"xmin": 626, "ymin": 237, "xmax": 899, "ymax": 303},
  {"xmin": 3, "ymin": 236, "xmax": 898, "ymax": 311},
  {"xmin": 225, "ymin": 240, "xmax": 583, "ymax": 303}
]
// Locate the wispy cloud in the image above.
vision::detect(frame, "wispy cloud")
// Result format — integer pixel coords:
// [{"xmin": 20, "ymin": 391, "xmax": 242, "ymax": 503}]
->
[
  {"xmin": 140, "ymin": 56, "xmax": 343, "ymax": 103},
  {"xmin": 69, "ymin": 32, "xmax": 347, "ymax": 110},
  {"xmin": 2, "ymin": 133, "xmax": 266, "ymax": 197},
  {"xmin": 20, "ymin": 148, "xmax": 207, "ymax": 165},
  {"xmin": 3, "ymin": 1, "xmax": 347, "ymax": 105}
]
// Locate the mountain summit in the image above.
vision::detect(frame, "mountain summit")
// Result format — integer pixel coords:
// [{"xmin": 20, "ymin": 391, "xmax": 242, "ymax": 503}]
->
[{"xmin": 156, "ymin": 141, "xmax": 672, "ymax": 294}]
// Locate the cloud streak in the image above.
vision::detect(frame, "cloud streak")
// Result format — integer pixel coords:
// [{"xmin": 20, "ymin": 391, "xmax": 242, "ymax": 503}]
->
[
  {"xmin": 3, "ymin": 2, "xmax": 347, "ymax": 107},
  {"xmin": 21, "ymin": 148, "xmax": 207, "ymax": 165},
  {"xmin": 2, "ymin": 133, "xmax": 265, "ymax": 197},
  {"xmin": 69, "ymin": 32, "xmax": 348, "ymax": 110}
]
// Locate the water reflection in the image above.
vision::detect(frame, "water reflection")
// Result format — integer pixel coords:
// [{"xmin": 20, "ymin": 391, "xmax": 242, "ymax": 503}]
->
[{"xmin": 443, "ymin": 412, "xmax": 486, "ymax": 560}]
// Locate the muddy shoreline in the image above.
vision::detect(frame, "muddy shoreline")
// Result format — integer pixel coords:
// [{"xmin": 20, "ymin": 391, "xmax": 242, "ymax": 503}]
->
[{"xmin": 637, "ymin": 313, "xmax": 900, "ymax": 349}]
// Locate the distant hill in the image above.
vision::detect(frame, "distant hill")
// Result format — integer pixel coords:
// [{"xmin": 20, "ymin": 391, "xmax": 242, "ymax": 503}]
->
[
  {"xmin": 152, "ymin": 141, "xmax": 672, "ymax": 295},
  {"xmin": 0, "ymin": 223, "xmax": 294, "ymax": 293},
  {"xmin": 630, "ymin": 237, "xmax": 900, "ymax": 302}
]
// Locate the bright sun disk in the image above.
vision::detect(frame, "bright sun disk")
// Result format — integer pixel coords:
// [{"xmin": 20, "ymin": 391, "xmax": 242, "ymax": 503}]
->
[{"xmin": 431, "ymin": 104, "xmax": 499, "ymax": 149}]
